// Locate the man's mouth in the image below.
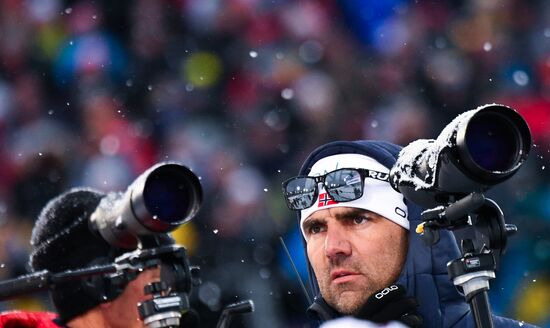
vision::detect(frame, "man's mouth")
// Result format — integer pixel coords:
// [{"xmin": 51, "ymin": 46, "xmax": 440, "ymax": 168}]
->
[{"xmin": 330, "ymin": 269, "xmax": 360, "ymax": 284}]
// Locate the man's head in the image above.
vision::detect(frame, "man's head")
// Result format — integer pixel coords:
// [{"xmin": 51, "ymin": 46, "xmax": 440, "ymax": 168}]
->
[
  {"xmin": 304, "ymin": 207, "xmax": 407, "ymax": 314},
  {"xmin": 284, "ymin": 152, "xmax": 410, "ymax": 314},
  {"xmin": 29, "ymin": 188, "xmax": 159, "ymax": 327}
]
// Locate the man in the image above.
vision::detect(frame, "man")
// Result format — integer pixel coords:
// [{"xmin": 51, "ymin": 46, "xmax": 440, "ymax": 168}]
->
[
  {"xmin": 282, "ymin": 140, "xmax": 538, "ymax": 327},
  {"xmin": 0, "ymin": 188, "xmax": 161, "ymax": 328}
]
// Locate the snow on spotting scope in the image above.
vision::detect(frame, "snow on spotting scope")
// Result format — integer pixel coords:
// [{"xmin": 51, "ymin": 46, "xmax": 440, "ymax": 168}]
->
[
  {"xmin": 90, "ymin": 162, "xmax": 203, "ymax": 249},
  {"xmin": 389, "ymin": 104, "xmax": 531, "ymax": 208}
]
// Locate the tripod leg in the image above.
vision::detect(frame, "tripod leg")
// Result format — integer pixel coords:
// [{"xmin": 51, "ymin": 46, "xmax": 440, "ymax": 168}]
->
[{"xmin": 468, "ymin": 290, "xmax": 494, "ymax": 328}]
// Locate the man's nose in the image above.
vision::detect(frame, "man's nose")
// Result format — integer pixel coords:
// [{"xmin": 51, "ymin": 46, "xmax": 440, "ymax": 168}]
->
[{"xmin": 324, "ymin": 223, "xmax": 351, "ymax": 259}]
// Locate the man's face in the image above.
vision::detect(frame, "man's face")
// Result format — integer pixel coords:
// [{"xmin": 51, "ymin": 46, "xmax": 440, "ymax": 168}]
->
[
  {"xmin": 101, "ymin": 266, "xmax": 161, "ymax": 328},
  {"xmin": 304, "ymin": 207, "xmax": 408, "ymax": 315}
]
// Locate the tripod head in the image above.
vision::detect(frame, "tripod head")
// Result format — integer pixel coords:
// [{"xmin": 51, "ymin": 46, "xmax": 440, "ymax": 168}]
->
[
  {"xmin": 418, "ymin": 192, "xmax": 516, "ymax": 255},
  {"xmin": 417, "ymin": 192, "xmax": 518, "ymax": 328}
]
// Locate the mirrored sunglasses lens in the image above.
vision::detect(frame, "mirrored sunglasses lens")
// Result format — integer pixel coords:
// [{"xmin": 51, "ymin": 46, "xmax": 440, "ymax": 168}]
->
[
  {"xmin": 325, "ymin": 169, "xmax": 363, "ymax": 201},
  {"xmin": 284, "ymin": 177, "xmax": 317, "ymax": 209}
]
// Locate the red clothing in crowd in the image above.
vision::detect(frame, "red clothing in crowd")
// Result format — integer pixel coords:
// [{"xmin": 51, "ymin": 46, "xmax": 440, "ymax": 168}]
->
[{"xmin": 0, "ymin": 311, "xmax": 59, "ymax": 328}]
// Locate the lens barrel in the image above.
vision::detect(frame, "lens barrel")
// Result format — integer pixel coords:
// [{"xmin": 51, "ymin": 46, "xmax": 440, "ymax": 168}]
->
[
  {"xmin": 91, "ymin": 162, "xmax": 203, "ymax": 248},
  {"xmin": 390, "ymin": 104, "xmax": 532, "ymax": 208}
]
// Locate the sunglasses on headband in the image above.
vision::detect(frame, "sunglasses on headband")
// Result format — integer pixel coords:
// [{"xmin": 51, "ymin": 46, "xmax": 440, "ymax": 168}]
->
[{"xmin": 282, "ymin": 168, "xmax": 390, "ymax": 210}]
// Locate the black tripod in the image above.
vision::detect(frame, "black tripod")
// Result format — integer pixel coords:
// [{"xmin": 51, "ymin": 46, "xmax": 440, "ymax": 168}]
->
[{"xmin": 419, "ymin": 192, "xmax": 517, "ymax": 328}]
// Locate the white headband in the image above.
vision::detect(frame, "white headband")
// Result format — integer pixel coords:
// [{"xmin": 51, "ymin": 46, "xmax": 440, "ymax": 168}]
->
[{"xmin": 300, "ymin": 154, "xmax": 409, "ymax": 238}]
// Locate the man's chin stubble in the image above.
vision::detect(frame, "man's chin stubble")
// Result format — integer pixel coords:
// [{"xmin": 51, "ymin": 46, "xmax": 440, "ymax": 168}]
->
[{"xmin": 328, "ymin": 286, "xmax": 371, "ymax": 315}]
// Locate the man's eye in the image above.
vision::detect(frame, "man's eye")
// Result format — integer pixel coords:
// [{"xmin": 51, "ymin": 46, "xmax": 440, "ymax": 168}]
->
[
  {"xmin": 353, "ymin": 216, "xmax": 369, "ymax": 225},
  {"xmin": 310, "ymin": 225, "xmax": 322, "ymax": 234},
  {"xmin": 307, "ymin": 224, "xmax": 324, "ymax": 235}
]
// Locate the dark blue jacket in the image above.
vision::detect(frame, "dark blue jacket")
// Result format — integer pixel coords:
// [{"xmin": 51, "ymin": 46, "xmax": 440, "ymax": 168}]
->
[{"xmin": 297, "ymin": 140, "xmax": 538, "ymax": 328}]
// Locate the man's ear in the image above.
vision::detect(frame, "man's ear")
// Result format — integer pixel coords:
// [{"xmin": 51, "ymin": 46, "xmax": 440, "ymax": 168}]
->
[{"xmin": 99, "ymin": 301, "xmax": 112, "ymax": 309}]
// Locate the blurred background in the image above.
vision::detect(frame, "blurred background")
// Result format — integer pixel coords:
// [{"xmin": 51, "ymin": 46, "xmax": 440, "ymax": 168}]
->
[{"xmin": 0, "ymin": 0, "xmax": 549, "ymax": 327}]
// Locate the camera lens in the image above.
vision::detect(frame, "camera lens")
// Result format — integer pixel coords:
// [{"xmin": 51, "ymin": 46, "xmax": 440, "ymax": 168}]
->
[
  {"xmin": 390, "ymin": 104, "xmax": 531, "ymax": 208},
  {"xmin": 465, "ymin": 112, "xmax": 520, "ymax": 173},
  {"xmin": 456, "ymin": 105, "xmax": 531, "ymax": 183},
  {"xmin": 91, "ymin": 162, "xmax": 203, "ymax": 248},
  {"xmin": 143, "ymin": 166, "xmax": 200, "ymax": 224}
]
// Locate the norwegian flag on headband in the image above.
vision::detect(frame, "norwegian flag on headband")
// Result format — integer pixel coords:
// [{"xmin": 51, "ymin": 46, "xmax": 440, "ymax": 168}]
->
[{"xmin": 318, "ymin": 192, "xmax": 338, "ymax": 207}]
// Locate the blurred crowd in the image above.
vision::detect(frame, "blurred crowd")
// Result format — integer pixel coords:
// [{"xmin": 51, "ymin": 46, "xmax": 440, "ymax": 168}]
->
[{"xmin": 0, "ymin": 0, "xmax": 549, "ymax": 327}]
